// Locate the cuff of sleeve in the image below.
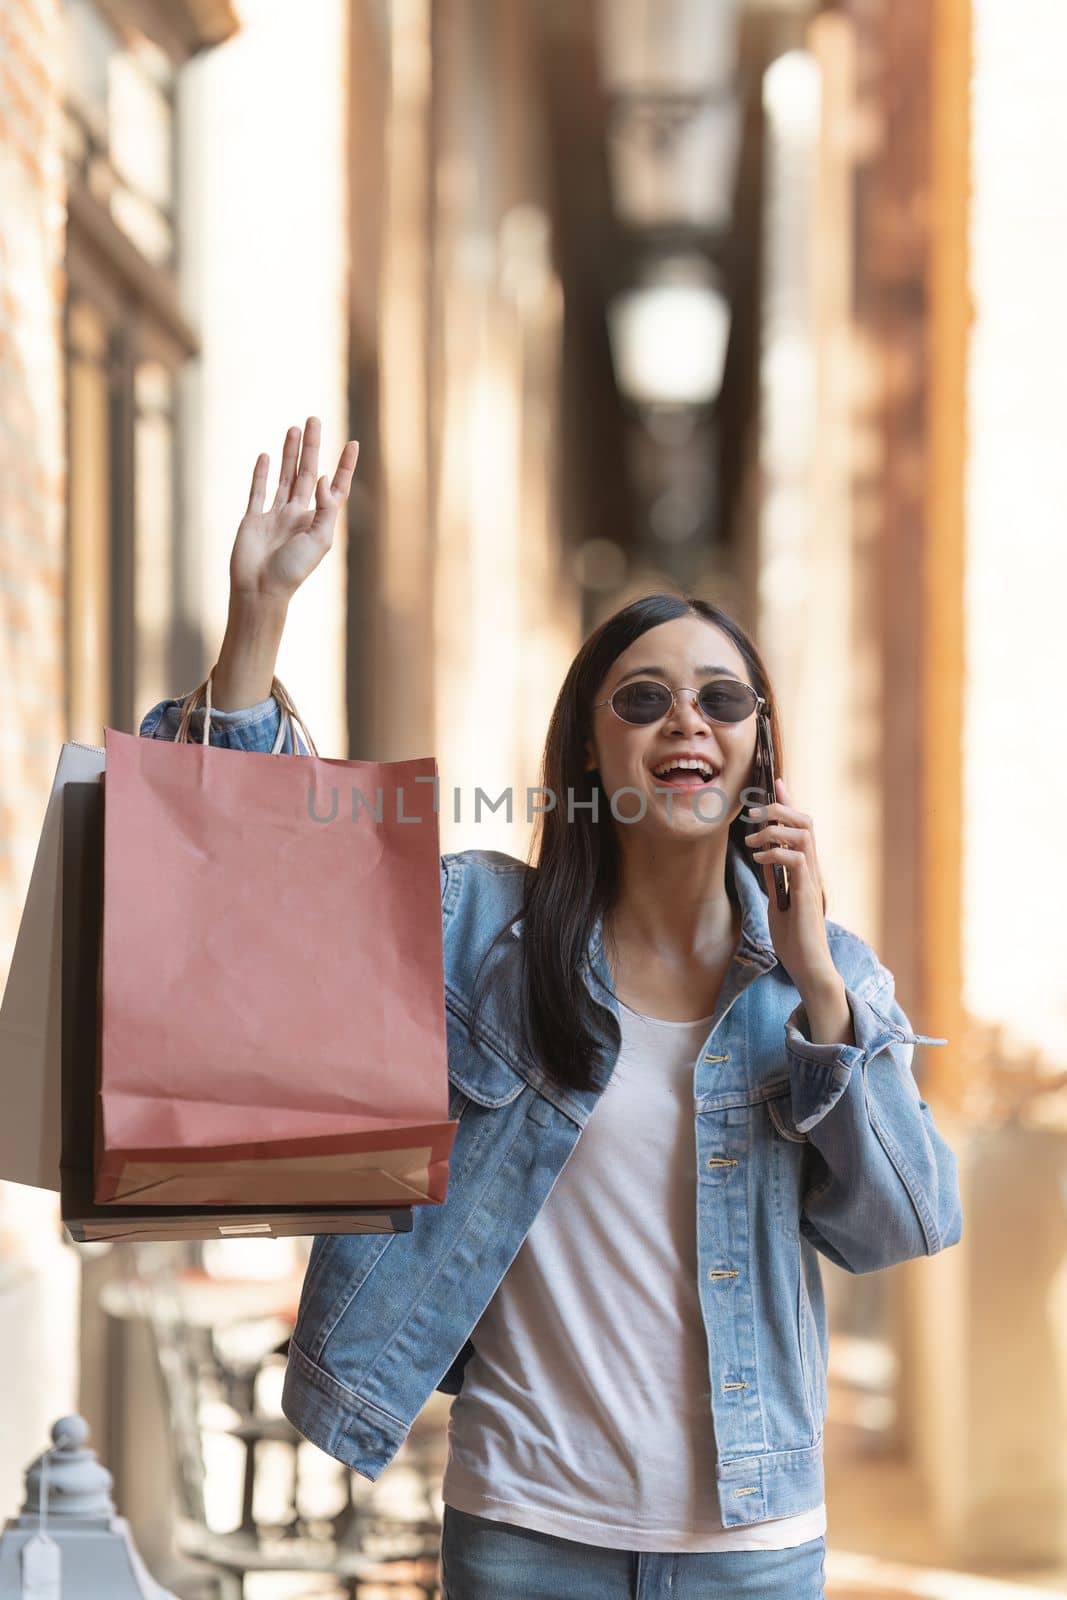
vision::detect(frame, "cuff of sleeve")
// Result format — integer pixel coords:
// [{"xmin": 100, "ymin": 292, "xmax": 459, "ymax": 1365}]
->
[
  {"xmin": 784, "ymin": 985, "xmax": 948, "ymax": 1134},
  {"xmin": 785, "ymin": 986, "xmax": 895, "ymax": 1067},
  {"xmin": 182, "ymin": 693, "xmax": 280, "ymax": 725},
  {"xmin": 783, "ymin": 986, "xmax": 903, "ymax": 1134},
  {"xmin": 786, "ymin": 986, "xmax": 948, "ymax": 1059}
]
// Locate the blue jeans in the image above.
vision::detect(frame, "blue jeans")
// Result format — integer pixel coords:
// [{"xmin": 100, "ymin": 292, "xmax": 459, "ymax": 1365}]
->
[{"xmin": 440, "ymin": 1505, "xmax": 826, "ymax": 1599}]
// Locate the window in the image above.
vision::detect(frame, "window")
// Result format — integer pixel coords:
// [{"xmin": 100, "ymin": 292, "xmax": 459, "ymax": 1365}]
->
[
  {"xmin": 63, "ymin": 0, "xmax": 177, "ymax": 266},
  {"xmin": 61, "ymin": 0, "xmax": 197, "ymax": 742}
]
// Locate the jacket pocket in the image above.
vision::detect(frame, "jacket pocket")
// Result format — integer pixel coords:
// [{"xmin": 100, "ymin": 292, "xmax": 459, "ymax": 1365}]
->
[
  {"xmin": 766, "ymin": 1092, "xmax": 809, "ymax": 1143},
  {"xmin": 445, "ymin": 1004, "xmax": 528, "ymax": 1109},
  {"xmin": 448, "ymin": 1081, "xmax": 470, "ymax": 1120}
]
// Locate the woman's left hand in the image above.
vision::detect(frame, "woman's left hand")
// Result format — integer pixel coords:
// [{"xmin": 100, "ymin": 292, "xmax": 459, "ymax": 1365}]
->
[{"xmin": 743, "ymin": 776, "xmax": 840, "ymax": 998}]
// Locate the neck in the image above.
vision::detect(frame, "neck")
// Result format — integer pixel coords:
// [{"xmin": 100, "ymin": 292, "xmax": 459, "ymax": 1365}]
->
[{"xmin": 606, "ymin": 829, "xmax": 739, "ymax": 962}]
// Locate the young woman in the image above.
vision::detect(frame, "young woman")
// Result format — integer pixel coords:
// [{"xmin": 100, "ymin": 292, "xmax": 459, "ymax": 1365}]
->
[{"xmin": 141, "ymin": 419, "xmax": 963, "ymax": 1600}]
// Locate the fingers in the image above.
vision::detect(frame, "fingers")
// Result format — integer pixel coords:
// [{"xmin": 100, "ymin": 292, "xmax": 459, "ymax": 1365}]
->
[
  {"xmin": 745, "ymin": 824, "xmax": 806, "ymax": 850},
  {"xmin": 246, "ymin": 453, "xmax": 269, "ymax": 516},
  {"xmin": 748, "ymin": 801, "xmax": 812, "ymax": 829},
  {"xmin": 331, "ymin": 439, "xmax": 360, "ymax": 497},
  {"xmin": 270, "ymin": 426, "xmax": 301, "ymax": 510},
  {"xmin": 291, "ymin": 415, "xmax": 321, "ymax": 507},
  {"xmin": 752, "ymin": 844, "xmax": 805, "ymax": 864},
  {"xmin": 305, "ymin": 473, "xmax": 342, "ymax": 544},
  {"xmin": 264, "ymin": 420, "xmax": 354, "ymax": 519}
]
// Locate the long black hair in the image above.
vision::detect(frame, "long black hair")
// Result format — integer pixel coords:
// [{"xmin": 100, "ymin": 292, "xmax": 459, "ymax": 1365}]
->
[{"xmin": 466, "ymin": 593, "xmax": 824, "ymax": 1095}]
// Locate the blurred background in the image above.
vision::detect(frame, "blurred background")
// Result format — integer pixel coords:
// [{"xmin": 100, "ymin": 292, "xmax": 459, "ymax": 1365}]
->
[{"xmin": 1, "ymin": 0, "xmax": 1066, "ymax": 1596}]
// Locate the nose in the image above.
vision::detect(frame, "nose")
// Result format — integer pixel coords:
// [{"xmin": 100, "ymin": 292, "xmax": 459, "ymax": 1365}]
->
[{"xmin": 665, "ymin": 690, "xmax": 713, "ymax": 735}]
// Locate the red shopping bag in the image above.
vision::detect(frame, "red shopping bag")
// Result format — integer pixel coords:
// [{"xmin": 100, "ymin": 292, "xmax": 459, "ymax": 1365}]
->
[{"xmin": 95, "ymin": 703, "xmax": 457, "ymax": 1208}]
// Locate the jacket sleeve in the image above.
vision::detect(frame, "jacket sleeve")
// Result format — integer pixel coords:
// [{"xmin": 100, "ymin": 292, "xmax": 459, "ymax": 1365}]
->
[
  {"xmin": 138, "ymin": 690, "xmax": 311, "ymax": 754},
  {"xmin": 782, "ymin": 963, "xmax": 963, "ymax": 1275}
]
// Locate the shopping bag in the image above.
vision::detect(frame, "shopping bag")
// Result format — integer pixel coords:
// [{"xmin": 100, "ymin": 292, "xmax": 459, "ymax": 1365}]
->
[
  {"xmin": 0, "ymin": 739, "xmax": 105, "ymax": 1192},
  {"xmin": 60, "ymin": 779, "xmax": 414, "ymax": 1241},
  {"xmin": 95, "ymin": 680, "xmax": 457, "ymax": 1208},
  {"xmin": 0, "ymin": 676, "xmax": 303, "ymax": 1193}
]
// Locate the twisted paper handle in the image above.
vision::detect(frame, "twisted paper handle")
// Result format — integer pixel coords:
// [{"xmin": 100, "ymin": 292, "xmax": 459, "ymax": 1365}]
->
[{"xmin": 174, "ymin": 670, "xmax": 319, "ymax": 756}]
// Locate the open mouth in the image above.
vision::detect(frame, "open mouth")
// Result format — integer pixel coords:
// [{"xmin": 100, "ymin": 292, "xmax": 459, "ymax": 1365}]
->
[{"xmin": 650, "ymin": 760, "xmax": 721, "ymax": 789}]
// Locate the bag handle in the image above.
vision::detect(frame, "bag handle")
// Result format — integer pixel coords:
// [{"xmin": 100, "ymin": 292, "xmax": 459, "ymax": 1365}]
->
[{"xmin": 174, "ymin": 669, "xmax": 319, "ymax": 756}]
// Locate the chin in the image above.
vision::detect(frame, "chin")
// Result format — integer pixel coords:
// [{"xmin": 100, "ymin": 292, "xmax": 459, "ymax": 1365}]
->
[
  {"xmin": 645, "ymin": 808, "xmax": 731, "ymax": 844},
  {"xmin": 651, "ymin": 789, "xmax": 731, "ymax": 825}
]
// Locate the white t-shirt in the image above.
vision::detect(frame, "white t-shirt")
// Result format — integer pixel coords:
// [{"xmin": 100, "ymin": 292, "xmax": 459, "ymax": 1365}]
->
[{"xmin": 441, "ymin": 1000, "xmax": 828, "ymax": 1552}]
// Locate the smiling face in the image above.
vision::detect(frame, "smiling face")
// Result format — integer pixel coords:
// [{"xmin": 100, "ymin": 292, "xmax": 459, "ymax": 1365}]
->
[{"xmin": 584, "ymin": 615, "xmax": 761, "ymax": 836}]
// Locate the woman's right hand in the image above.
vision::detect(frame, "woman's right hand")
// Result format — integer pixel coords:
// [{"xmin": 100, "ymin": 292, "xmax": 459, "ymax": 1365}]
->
[{"xmin": 230, "ymin": 417, "xmax": 359, "ymax": 607}]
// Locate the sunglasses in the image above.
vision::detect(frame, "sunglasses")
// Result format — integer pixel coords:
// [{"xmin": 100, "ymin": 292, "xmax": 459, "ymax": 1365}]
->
[{"xmin": 594, "ymin": 677, "xmax": 765, "ymax": 727}]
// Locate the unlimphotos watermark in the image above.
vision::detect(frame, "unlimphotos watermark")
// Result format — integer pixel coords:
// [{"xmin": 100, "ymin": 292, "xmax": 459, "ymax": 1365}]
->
[{"xmin": 306, "ymin": 778, "xmax": 770, "ymax": 825}]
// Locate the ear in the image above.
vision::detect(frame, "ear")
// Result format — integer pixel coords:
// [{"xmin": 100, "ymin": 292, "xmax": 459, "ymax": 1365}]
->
[{"xmin": 583, "ymin": 737, "xmax": 597, "ymax": 773}]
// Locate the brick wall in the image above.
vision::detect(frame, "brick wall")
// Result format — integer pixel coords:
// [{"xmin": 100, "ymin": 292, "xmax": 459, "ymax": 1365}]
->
[
  {"xmin": 0, "ymin": 0, "xmax": 79, "ymax": 1521},
  {"xmin": 0, "ymin": 0, "xmax": 66, "ymax": 976}
]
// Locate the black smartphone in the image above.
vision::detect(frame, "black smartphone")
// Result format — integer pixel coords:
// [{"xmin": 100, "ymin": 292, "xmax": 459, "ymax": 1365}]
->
[{"xmin": 751, "ymin": 713, "xmax": 790, "ymax": 911}]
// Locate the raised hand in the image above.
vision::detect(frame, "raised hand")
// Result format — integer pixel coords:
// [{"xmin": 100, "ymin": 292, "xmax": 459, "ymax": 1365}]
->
[{"xmin": 230, "ymin": 417, "xmax": 359, "ymax": 606}]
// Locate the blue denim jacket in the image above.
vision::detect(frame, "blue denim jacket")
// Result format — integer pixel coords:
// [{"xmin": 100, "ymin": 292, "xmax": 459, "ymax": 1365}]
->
[{"xmin": 140, "ymin": 688, "xmax": 963, "ymax": 1529}]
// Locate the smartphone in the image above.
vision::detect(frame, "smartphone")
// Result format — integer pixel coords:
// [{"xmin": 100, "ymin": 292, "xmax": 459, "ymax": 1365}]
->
[{"xmin": 751, "ymin": 713, "xmax": 791, "ymax": 911}]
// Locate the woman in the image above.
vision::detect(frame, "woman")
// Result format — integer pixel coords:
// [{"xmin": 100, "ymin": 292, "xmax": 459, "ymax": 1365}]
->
[{"xmin": 141, "ymin": 419, "xmax": 963, "ymax": 1600}]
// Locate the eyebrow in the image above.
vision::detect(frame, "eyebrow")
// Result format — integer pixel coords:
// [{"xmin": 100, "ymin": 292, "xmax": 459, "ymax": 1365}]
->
[{"xmin": 613, "ymin": 664, "xmax": 745, "ymax": 687}]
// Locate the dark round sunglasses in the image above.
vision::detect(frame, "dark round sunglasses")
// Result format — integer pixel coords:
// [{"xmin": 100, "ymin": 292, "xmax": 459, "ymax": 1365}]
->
[{"xmin": 594, "ymin": 677, "xmax": 765, "ymax": 727}]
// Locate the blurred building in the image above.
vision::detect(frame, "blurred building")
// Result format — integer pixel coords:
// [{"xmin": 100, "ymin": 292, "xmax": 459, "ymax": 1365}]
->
[{"xmin": 1, "ymin": 0, "xmax": 1066, "ymax": 1591}]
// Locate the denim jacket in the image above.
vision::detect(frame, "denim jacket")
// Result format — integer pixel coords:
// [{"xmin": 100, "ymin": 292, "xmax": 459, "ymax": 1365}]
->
[{"xmin": 140, "ymin": 688, "xmax": 963, "ymax": 1529}]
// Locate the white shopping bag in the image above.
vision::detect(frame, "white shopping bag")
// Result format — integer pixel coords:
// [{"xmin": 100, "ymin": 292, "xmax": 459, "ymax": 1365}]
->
[{"xmin": 0, "ymin": 742, "xmax": 105, "ymax": 1192}]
